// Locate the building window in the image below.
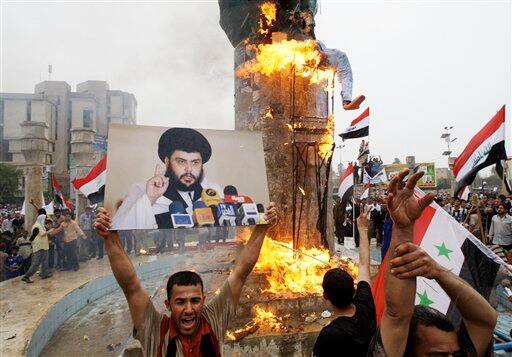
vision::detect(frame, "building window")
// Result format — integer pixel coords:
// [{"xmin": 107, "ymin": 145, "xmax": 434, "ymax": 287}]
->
[
  {"xmin": 27, "ymin": 101, "xmax": 31, "ymax": 121},
  {"xmin": 0, "ymin": 138, "xmax": 12, "ymax": 162},
  {"xmin": 83, "ymin": 109, "xmax": 92, "ymax": 128}
]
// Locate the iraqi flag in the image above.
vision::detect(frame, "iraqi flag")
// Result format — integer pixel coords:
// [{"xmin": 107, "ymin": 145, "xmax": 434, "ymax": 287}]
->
[
  {"xmin": 338, "ymin": 163, "xmax": 354, "ymax": 203},
  {"xmin": 453, "ymin": 105, "xmax": 507, "ymax": 197},
  {"xmin": 458, "ymin": 185, "xmax": 470, "ymax": 201},
  {"xmin": 339, "ymin": 108, "xmax": 369, "ymax": 140},
  {"xmin": 72, "ymin": 156, "xmax": 106, "ymax": 204},
  {"xmin": 371, "ymin": 189, "xmax": 504, "ymax": 325},
  {"xmin": 52, "ymin": 175, "xmax": 72, "ymax": 210}
]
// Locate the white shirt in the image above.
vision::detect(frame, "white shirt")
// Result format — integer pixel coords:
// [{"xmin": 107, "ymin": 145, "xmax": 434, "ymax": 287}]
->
[
  {"xmin": 112, "ymin": 179, "xmax": 222, "ymax": 230},
  {"xmin": 489, "ymin": 214, "xmax": 512, "ymax": 246},
  {"xmin": 1, "ymin": 218, "xmax": 13, "ymax": 233}
]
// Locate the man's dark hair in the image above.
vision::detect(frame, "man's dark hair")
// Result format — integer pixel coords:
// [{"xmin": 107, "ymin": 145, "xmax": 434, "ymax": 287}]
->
[
  {"xmin": 322, "ymin": 268, "xmax": 355, "ymax": 309},
  {"xmin": 404, "ymin": 305, "xmax": 455, "ymax": 356},
  {"xmin": 166, "ymin": 271, "xmax": 204, "ymax": 299},
  {"xmin": 37, "ymin": 208, "xmax": 47, "ymax": 215}
]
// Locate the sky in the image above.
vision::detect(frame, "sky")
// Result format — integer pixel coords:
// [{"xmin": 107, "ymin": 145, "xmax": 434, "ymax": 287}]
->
[{"xmin": 1, "ymin": 0, "xmax": 510, "ymax": 172}]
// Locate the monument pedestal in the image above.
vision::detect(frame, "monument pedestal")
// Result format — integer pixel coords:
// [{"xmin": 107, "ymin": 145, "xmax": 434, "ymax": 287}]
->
[{"xmin": 20, "ymin": 121, "xmax": 50, "ymax": 229}]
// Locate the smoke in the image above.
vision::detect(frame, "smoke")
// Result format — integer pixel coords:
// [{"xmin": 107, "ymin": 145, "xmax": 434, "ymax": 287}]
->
[{"xmin": 117, "ymin": 3, "xmax": 235, "ymax": 130}]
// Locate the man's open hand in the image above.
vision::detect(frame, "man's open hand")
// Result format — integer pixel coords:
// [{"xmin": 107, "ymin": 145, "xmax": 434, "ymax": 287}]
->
[
  {"xmin": 387, "ymin": 169, "xmax": 435, "ymax": 229},
  {"xmin": 146, "ymin": 164, "xmax": 169, "ymax": 205},
  {"xmin": 357, "ymin": 203, "xmax": 370, "ymax": 230},
  {"xmin": 94, "ymin": 207, "xmax": 113, "ymax": 239}
]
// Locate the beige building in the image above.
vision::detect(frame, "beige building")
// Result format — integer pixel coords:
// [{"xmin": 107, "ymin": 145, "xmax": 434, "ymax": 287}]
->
[{"xmin": 0, "ymin": 80, "xmax": 137, "ymax": 197}]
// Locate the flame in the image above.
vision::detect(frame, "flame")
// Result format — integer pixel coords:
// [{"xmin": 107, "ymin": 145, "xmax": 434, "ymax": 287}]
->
[
  {"xmin": 253, "ymin": 306, "xmax": 285, "ymax": 330},
  {"xmin": 258, "ymin": 2, "xmax": 277, "ymax": 35},
  {"xmin": 318, "ymin": 115, "xmax": 334, "ymax": 159},
  {"xmin": 285, "ymin": 123, "xmax": 293, "ymax": 131},
  {"xmin": 225, "ymin": 305, "xmax": 284, "ymax": 341},
  {"xmin": 255, "ymin": 237, "xmax": 358, "ymax": 296},
  {"xmin": 264, "ymin": 107, "xmax": 274, "ymax": 119},
  {"xmin": 236, "ymin": 39, "xmax": 335, "ymax": 85}
]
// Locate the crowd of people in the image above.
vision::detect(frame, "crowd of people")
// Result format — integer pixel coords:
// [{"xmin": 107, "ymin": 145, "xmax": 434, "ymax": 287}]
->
[
  {"xmin": 0, "ymin": 205, "xmax": 103, "ymax": 282},
  {"xmin": 0, "ymin": 204, "xmax": 234, "ymax": 282},
  {"xmin": 91, "ymin": 169, "xmax": 509, "ymax": 356},
  {"xmin": 1, "ymin": 167, "xmax": 511, "ymax": 355},
  {"xmin": 334, "ymin": 188, "xmax": 512, "ymax": 262}
]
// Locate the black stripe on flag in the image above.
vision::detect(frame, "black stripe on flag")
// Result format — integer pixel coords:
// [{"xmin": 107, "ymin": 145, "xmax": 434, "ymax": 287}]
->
[
  {"xmin": 455, "ymin": 141, "xmax": 507, "ymax": 197},
  {"xmin": 339, "ymin": 126, "xmax": 369, "ymax": 140},
  {"xmin": 445, "ymin": 239, "xmax": 500, "ymax": 329},
  {"xmin": 87, "ymin": 185, "xmax": 105, "ymax": 205},
  {"xmin": 340, "ymin": 185, "xmax": 354, "ymax": 205}
]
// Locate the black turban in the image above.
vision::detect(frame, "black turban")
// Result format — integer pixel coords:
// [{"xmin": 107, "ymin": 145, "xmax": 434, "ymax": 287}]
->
[{"xmin": 158, "ymin": 128, "xmax": 212, "ymax": 163}]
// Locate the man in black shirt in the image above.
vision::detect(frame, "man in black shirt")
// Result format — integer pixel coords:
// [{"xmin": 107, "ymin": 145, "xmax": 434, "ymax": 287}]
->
[{"xmin": 313, "ymin": 205, "xmax": 376, "ymax": 357}]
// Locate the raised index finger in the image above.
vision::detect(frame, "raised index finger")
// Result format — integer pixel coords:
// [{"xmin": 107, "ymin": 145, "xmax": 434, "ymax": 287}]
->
[{"xmin": 154, "ymin": 164, "xmax": 162, "ymax": 177}]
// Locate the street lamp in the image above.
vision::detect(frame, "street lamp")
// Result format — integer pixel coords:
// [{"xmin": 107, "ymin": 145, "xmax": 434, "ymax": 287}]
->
[{"xmin": 441, "ymin": 126, "xmax": 457, "ymax": 160}]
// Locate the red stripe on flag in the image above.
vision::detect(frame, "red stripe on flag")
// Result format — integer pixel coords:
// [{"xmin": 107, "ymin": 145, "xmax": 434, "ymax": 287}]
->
[
  {"xmin": 338, "ymin": 162, "xmax": 354, "ymax": 184},
  {"xmin": 52, "ymin": 175, "xmax": 61, "ymax": 190},
  {"xmin": 72, "ymin": 156, "xmax": 107, "ymax": 189},
  {"xmin": 350, "ymin": 107, "xmax": 370, "ymax": 126},
  {"xmin": 453, "ymin": 105, "xmax": 505, "ymax": 177},
  {"xmin": 412, "ymin": 205, "xmax": 436, "ymax": 245},
  {"xmin": 371, "ymin": 259, "xmax": 387, "ymax": 325},
  {"xmin": 371, "ymin": 205, "xmax": 437, "ymax": 324}
]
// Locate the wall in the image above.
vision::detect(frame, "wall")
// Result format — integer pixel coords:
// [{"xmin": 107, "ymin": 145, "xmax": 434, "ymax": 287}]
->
[
  {"xmin": 3, "ymin": 100, "xmax": 26, "ymax": 139},
  {"xmin": 71, "ymin": 99, "xmax": 96, "ymax": 130},
  {"xmin": 34, "ymin": 81, "xmax": 71, "ymax": 178},
  {"xmin": 77, "ymin": 81, "xmax": 109, "ymax": 136}
]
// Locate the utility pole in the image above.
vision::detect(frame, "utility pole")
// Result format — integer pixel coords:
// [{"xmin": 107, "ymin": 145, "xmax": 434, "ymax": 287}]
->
[{"xmin": 441, "ymin": 126, "xmax": 457, "ymax": 194}]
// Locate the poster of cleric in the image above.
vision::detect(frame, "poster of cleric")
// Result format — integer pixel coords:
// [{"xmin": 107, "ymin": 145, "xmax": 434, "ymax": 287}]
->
[{"xmin": 104, "ymin": 124, "xmax": 270, "ymax": 230}]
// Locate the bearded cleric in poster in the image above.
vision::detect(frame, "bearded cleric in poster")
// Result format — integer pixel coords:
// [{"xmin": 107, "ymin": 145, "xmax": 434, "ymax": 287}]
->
[
  {"xmin": 106, "ymin": 124, "xmax": 270, "ymax": 230},
  {"xmin": 112, "ymin": 128, "xmax": 222, "ymax": 229}
]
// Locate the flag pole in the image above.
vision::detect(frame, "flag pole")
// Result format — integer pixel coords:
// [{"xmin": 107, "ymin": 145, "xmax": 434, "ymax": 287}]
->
[{"xmin": 470, "ymin": 194, "xmax": 486, "ymax": 244}]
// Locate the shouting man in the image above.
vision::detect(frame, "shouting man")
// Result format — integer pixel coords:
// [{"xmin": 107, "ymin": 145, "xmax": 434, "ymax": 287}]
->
[
  {"xmin": 112, "ymin": 128, "xmax": 222, "ymax": 230},
  {"xmin": 95, "ymin": 203, "xmax": 277, "ymax": 356}
]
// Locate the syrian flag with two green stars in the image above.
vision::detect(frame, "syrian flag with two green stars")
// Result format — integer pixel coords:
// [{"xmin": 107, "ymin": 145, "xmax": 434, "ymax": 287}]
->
[{"xmin": 371, "ymin": 188, "xmax": 506, "ymax": 325}]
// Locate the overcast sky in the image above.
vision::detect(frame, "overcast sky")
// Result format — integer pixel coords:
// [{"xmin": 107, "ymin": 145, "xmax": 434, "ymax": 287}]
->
[{"xmin": 1, "ymin": 0, "xmax": 510, "ymax": 171}]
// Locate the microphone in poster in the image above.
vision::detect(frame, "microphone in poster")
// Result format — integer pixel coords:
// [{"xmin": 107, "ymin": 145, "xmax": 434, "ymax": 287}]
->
[
  {"xmin": 169, "ymin": 201, "xmax": 194, "ymax": 228},
  {"xmin": 193, "ymin": 201, "xmax": 216, "ymax": 226},
  {"xmin": 217, "ymin": 203, "xmax": 237, "ymax": 226}
]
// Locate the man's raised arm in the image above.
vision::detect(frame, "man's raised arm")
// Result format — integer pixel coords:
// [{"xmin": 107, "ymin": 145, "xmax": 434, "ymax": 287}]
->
[
  {"xmin": 227, "ymin": 202, "xmax": 277, "ymax": 308},
  {"xmin": 94, "ymin": 208, "xmax": 149, "ymax": 330},
  {"xmin": 391, "ymin": 245, "xmax": 497, "ymax": 356},
  {"xmin": 356, "ymin": 204, "xmax": 371, "ymax": 283},
  {"xmin": 380, "ymin": 170, "xmax": 434, "ymax": 356}
]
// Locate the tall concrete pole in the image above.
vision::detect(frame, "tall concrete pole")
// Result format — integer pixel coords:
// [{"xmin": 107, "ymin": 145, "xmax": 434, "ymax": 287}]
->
[
  {"xmin": 233, "ymin": 39, "xmax": 334, "ymax": 249},
  {"xmin": 70, "ymin": 128, "xmax": 95, "ymax": 220},
  {"xmin": 20, "ymin": 121, "xmax": 50, "ymax": 230}
]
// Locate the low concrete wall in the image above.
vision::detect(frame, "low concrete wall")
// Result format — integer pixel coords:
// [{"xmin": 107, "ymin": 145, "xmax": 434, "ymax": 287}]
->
[{"xmin": 25, "ymin": 255, "xmax": 187, "ymax": 356}]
